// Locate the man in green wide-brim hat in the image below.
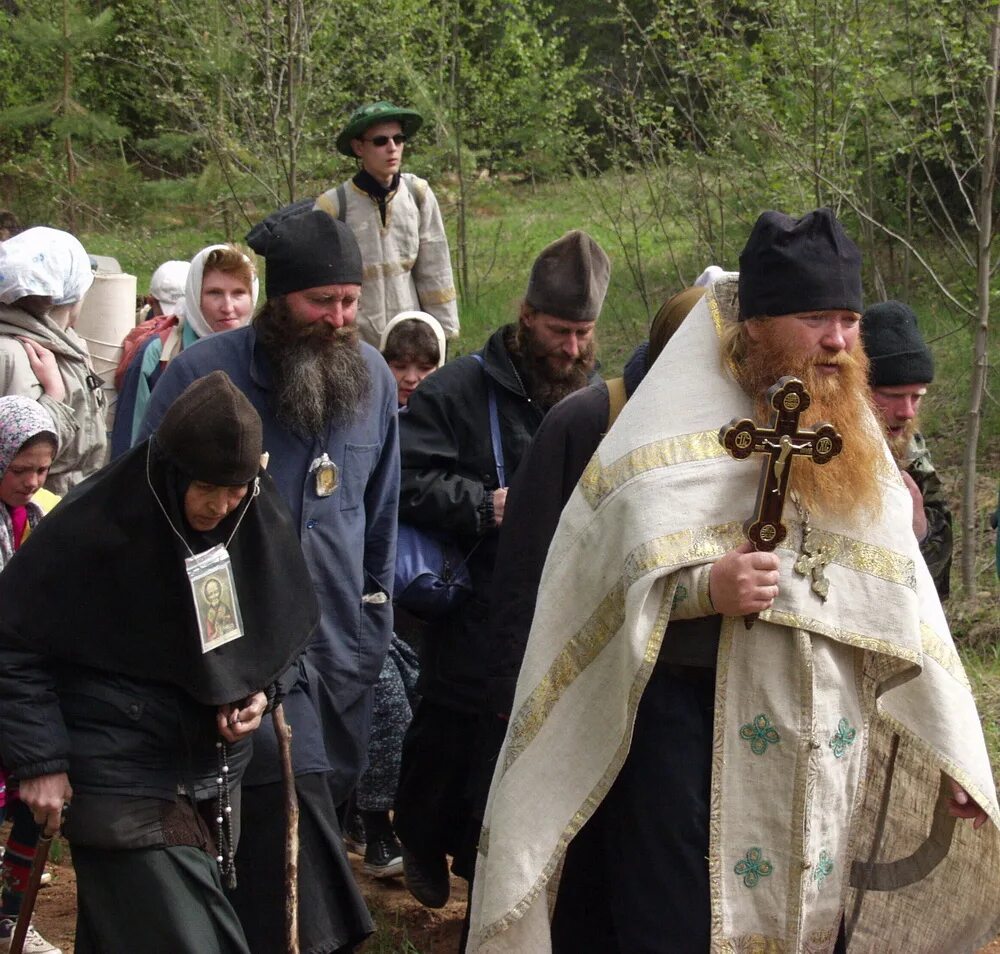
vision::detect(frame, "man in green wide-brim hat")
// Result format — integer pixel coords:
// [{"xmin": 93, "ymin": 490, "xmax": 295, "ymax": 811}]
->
[{"xmin": 316, "ymin": 101, "xmax": 459, "ymax": 347}]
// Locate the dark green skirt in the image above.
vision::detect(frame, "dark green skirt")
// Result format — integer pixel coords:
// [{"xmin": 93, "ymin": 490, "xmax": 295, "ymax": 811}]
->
[{"xmin": 72, "ymin": 844, "xmax": 250, "ymax": 954}]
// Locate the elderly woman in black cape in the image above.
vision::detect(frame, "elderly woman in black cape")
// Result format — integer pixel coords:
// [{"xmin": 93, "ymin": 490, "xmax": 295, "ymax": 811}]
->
[{"xmin": 0, "ymin": 371, "xmax": 318, "ymax": 954}]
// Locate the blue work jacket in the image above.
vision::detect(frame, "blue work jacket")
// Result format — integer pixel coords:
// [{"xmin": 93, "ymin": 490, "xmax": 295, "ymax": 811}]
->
[{"xmin": 140, "ymin": 326, "xmax": 399, "ymax": 799}]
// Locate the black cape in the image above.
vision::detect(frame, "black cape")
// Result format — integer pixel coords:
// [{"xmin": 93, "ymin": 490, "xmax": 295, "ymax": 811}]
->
[{"xmin": 0, "ymin": 438, "xmax": 319, "ymax": 705}]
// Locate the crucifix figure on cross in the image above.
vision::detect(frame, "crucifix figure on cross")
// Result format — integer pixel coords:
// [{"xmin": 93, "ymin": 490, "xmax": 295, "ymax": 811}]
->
[{"xmin": 719, "ymin": 376, "xmax": 843, "ymax": 623}]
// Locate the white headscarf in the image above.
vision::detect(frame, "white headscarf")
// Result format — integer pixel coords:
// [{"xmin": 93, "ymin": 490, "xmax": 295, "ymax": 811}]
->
[
  {"xmin": 694, "ymin": 264, "xmax": 725, "ymax": 288},
  {"xmin": 379, "ymin": 310, "xmax": 447, "ymax": 368},
  {"xmin": 0, "ymin": 227, "xmax": 94, "ymax": 306},
  {"xmin": 178, "ymin": 245, "xmax": 259, "ymax": 339},
  {"xmin": 148, "ymin": 260, "xmax": 190, "ymax": 313}
]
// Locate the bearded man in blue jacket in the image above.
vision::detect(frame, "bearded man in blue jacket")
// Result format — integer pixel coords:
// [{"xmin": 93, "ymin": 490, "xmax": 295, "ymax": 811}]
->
[{"xmin": 142, "ymin": 205, "xmax": 400, "ymax": 954}]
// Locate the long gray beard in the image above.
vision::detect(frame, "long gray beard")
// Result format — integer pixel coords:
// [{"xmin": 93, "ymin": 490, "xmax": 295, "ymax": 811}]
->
[{"xmin": 258, "ymin": 305, "xmax": 372, "ymax": 437}]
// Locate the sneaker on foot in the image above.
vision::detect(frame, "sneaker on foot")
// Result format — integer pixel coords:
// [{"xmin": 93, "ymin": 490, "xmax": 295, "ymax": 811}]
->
[
  {"xmin": 402, "ymin": 847, "xmax": 450, "ymax": 908},
  {"xmin": 343, "ymin": 811, "xmax": 366, "ymax": 856},
  {"xmin": 363, "ymin": 832, "xmax": 404, "ymax": 879},
  {"xmin": 0, "ymin": 917, "xmax": 62, "ymax": 954}
]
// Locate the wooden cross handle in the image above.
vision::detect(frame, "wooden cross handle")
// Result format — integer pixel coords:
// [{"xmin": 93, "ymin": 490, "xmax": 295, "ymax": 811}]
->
[{"xmin": 719, "ymin": 377, "xmax": 842, "ymax": 552}]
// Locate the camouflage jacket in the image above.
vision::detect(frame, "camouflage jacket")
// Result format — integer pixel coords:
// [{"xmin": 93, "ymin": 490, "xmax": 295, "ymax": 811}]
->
[{"xmin": 905, "ymin": 431, "xmax": 953, "ymax": 599}]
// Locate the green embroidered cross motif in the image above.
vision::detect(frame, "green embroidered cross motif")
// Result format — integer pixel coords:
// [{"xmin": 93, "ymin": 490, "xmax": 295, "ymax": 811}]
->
[
  {"xmin": 813, "ymin": 850, "xmax": 833, "ymax": 886},
  {"xmin": 672, "ymin": 584, "xmax": 689, "ymax": 609},
  {"xmin": 829, "ymin": 718, "xmax": 857, "ymax": 758},
  {"xmin": 739, "ymin": 714, "xmax": 780, "ymax": 755},
  {"xmin": 734, "ymin": 847, "xmax": 773, "ymax": 888}
]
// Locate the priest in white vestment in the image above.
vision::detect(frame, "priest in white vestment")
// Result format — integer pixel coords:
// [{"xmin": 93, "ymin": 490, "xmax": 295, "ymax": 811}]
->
[{"xmin": 468, "ymin": 209, "xmax": 1000, "ymax": 953}]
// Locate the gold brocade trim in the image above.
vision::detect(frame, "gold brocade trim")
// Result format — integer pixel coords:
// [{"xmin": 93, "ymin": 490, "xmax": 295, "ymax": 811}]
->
[
  {"xmin": 790, "ymin": 630, "xmax": 814, "ymax": 948},
  {"xmin": 764, "ymin": 609, "xmax": 922, "ymax": 669},
  {"xmin": 502, "ymin": 523, "xmax": 743, "ymax": 776},
  {"xmin": 501, "ymin": 581, "xmax": 625, "ymax": 774},
  {"xmin": 695, "ymin": 561, "xmax": 714, "ymax": 616},
  {"xmin": 707, "ymin": 285, "xmax": 728, "ymax": 340},
  {"xmin": 707, "ymin": 280, "xmax": 742, "ymax": 380},
  {"xmin": 477, "ymin": 578, "xmax": 677, "ymax": 943},
  {"xmin": 362, "ymin": 259, "xmax": 417, "ymax": 281},
  {"xmin": 718, "ymin": 927, "xmax": 837, "ymax": 954},
  {"xmin": 919, "ymin": 623, "xmax": 971, "ymax": 691},
  {"xmin": 787, "ymin": 525, "xmax": 916, "ymax": 590},
  {"xmin": 417, "ymin": 285, "xmax": 457, "ymax": 305},
  {"xmin": 709, "ymin": 617, "xmax": 734, "ymax": 948},
  {"xmin": 578, "ymin": 430, "xmax": 727, "ymax": 509},
  {"xmin": 719, "ymin": 937, "xmax": 785, "ymax": 954}
]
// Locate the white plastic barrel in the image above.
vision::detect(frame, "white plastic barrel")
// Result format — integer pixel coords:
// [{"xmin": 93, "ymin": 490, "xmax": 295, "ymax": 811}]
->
[{"xmin": 75, "ymin": 271, "xmax": 137, "ymax": 429}]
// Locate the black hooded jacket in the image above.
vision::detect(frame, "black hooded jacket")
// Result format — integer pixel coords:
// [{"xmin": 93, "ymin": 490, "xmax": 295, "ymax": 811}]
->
[
  {"xmin": 0, "ymin": 440, "xmax": 317, "ymax": 797},
  {"xmin": 398, "ymin": 323, "xmax": 597, "ymax": 711}
]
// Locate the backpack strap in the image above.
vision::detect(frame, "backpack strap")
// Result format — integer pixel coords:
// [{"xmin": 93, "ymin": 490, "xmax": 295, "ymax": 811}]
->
[
  {"xmin": 402, "ymin": 173, "xmax": 428, "ymax": 214},
  {"xmin": 471, "ymin": 354, "xmax": 506, "ymax": 488},
  {"xmin": 315, "ymin": 185, "xmax": 348, "ymax": 222},
  {"xmin": 605, "ymin": 376, "xmax": 628, "ymax": 431}
]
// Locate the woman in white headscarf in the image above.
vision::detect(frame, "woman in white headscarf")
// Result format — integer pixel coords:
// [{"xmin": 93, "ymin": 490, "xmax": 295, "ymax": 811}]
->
[
  {"xmin": 0, "ymin": 226, "xmax": 105, "ymax": 494},
  {"xmin": 111, "ymin": 244, "xmax": 258, "ymax": 458}
]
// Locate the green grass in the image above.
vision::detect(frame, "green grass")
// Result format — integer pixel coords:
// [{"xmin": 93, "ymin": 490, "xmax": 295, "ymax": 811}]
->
[{"xmin": 962, "ymin": 648, "xmax": 1000, "ymax": 787}]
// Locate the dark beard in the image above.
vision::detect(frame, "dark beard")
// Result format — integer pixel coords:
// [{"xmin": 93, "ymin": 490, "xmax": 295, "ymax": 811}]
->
[
  {"xmin": 511, "ymin": 323, "xmax": 595, "ymax": 409},
  {"xmin": 254, "ymin": 298, "xmax": 372, "ymax": 437}
]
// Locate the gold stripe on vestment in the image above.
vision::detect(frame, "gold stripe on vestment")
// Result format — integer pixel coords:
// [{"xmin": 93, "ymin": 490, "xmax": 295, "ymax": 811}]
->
[
  {"xmin": 919, "ymin": 623, "xmax": 971, "ymax": 691},
  {"xmin": 478, "ymin": 577, "xmax": 677, "ymax": 942},
  {"xmin": 503, "ymin": 522, "xmax": 743, "ymax": 777},
  {"xmin": 416, "ymin": 285, "xmax": 457, "ymax": 305},
  {"xmin": 578, "ymin": 430, "xmax": 727, "ymax": 509},
  {"xmin": 709, "ymin": 617, "xmax": 734, "ymax": 949},
  {"xmin": 764, "ymin": 609, "xmax": 922, "ymax": 667},
  {"xmin": 501, "ymin": 581, "xmax": 625, "ymax": 774},
  {"xmin": 789, "ymin": 629, "xmax": 815, "ymax": 949},
  {"xmin": 786, "ymin": 525, "xmax": 917, "ymax": 590},
  {"xmin": 717, "ymin": 926, "xmax": 837, "ymax": 953}
]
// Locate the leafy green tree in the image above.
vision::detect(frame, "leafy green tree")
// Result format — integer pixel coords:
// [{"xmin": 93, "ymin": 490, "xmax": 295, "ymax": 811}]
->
[{"xmin": 0, "ymin": 0, "xmax": 126, "ymax": 225}]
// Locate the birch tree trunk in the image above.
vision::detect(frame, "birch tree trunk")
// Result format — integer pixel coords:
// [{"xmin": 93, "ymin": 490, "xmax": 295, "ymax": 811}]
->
[{"xmin": 962, "ymin": 2, "xmax": 1000, "ymax": 597}]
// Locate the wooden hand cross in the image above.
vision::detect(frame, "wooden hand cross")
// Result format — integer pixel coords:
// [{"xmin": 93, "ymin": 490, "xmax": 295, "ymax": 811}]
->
[{"xmin": 719, "ymin": 376, "xmax": 843, "ymax": 623}]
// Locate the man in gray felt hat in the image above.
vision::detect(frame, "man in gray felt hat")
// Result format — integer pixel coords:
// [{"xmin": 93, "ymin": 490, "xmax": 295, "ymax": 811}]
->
[
  {"xmin": 861, "ymin": 300, "xmax": 952, "ymax": 599},
  {"xmin": 392, "ymin": 230, "xmax": 610, "ymax": 913},
  {"xmin": 140, "ymin": 205, "xmax": 400, "ymax": 954}
]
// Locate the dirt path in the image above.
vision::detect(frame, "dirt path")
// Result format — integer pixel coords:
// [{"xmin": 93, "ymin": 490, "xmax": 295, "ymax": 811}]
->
[
  {"xmin": 27, "ymin": 845, "xmax": 1000, "ymax": 953},
  {"xmin": 31, "ymin": 841, "xmax": 466, "ymax": 953}
]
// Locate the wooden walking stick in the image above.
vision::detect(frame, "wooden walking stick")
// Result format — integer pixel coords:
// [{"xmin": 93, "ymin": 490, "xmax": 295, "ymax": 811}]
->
[
  {"xmin": 10, "ymin": 826, "xmax": 55, "ymax": 954},
  {"xmin": 273, "ymin": 703, "xmax": 299, "ymax": 954}
]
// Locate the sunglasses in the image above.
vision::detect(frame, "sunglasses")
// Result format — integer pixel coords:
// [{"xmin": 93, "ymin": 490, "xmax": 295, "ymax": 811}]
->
[{"xmin": 363, "ymin": 134, "xmax": 407, "ymax": 147}]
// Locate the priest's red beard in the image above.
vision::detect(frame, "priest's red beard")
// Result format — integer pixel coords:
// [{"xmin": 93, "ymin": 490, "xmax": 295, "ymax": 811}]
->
[{"xmin": 734, "ymin": 324, "xmax": 884, "ymax": 521}]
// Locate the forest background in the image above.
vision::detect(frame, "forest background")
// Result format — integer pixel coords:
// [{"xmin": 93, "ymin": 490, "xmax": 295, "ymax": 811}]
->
[{"xmin": 0, "ymin": 0, "xmax": 998, "ymax": 762}]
